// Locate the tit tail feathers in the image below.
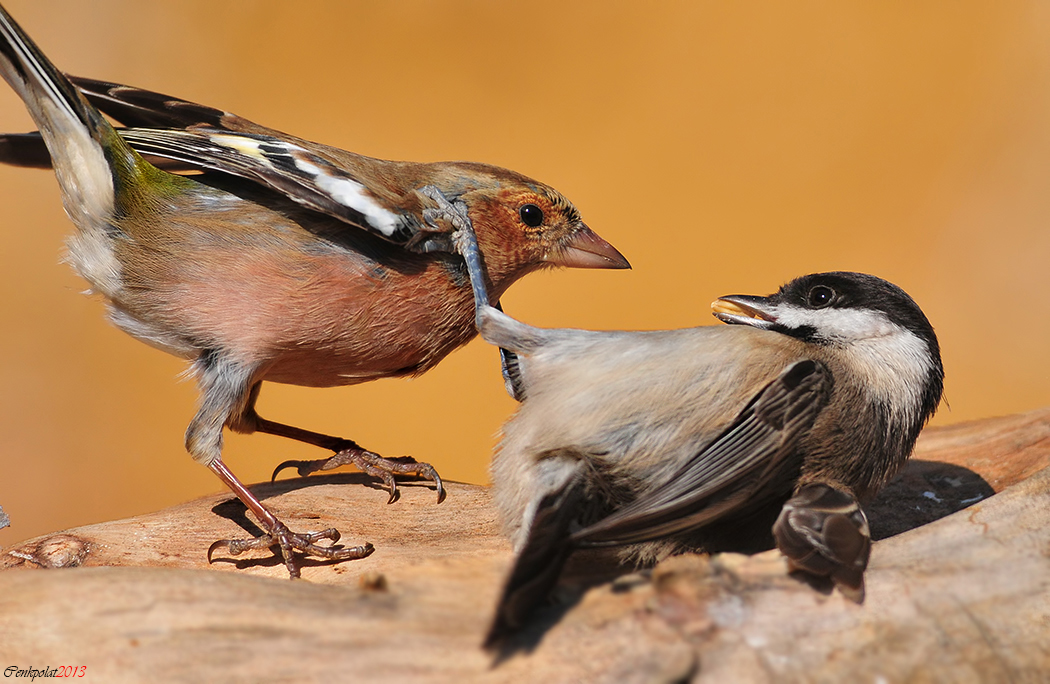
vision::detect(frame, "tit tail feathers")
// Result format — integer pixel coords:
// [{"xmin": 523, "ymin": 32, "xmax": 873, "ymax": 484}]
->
[{"xmin": 484, "ymin": 464, "xmax": 585, "ymax": 651}]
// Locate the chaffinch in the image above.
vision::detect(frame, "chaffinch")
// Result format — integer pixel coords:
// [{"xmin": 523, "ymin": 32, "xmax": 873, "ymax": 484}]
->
[{"xmin": 0, "ymin": 4, "xmax": 629, "ymax": 577}]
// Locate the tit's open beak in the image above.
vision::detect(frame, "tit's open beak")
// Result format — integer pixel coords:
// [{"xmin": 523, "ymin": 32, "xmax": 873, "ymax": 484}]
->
[
  {"xmin": 545, "ymin": 225, "xmax": 631, "ymax": 270},
  {"xmin": 712, "ymin": 295, "xmax": 778, "ymax": 330}
]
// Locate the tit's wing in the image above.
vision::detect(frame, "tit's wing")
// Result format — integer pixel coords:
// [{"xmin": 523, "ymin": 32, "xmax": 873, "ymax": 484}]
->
[
  {"xmin": 0, "ymin": 77, "xmax": 430, "ymax": 247},
  {"xmin": 573, "ymin": 359, "xmax": 831, "ymax": 546}
]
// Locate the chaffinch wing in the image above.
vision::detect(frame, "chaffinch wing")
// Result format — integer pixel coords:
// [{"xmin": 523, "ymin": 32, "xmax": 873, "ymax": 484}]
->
[{"xmin": 5, "ymin": 76, "xmax": 632, "ymax": 266}]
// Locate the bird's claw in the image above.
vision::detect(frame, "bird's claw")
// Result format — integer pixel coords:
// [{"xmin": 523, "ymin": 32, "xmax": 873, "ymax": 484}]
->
[
  {"xmin": 406, "ymin": 185, "xmax": 471, "ymax": 254},
  {"xmin": 271, "ymin": 458, "xmax": 330, "ymax": 481},
  {"xmin": 419, "ymin": 184, "xmax": 471, "ymax": 233},
  {"xmin": 272, "ymin": 448, "xmax": 446, "ymax": 505},
  {"xmin": 417, "ymin": 185, "xmax": 490, "ymax": 317},
  {"xmin": 207, "ymin": 520, "xmax": 374, "ymax": 579}
]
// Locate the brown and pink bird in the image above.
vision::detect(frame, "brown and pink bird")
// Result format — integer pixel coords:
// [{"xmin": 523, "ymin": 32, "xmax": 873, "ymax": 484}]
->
[{"xmin": 0, "ymin": 3, "xmax": 628, "ymax": 576}]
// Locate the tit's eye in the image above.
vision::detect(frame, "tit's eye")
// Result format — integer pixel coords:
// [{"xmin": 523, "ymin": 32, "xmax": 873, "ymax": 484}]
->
[
  {"xmin": 519, "ymin": 204, "xmax": 544, "ymax": 228},
  {"xmin": 807, "ymin": 285, "xmax": 835, "ymax": 308}
]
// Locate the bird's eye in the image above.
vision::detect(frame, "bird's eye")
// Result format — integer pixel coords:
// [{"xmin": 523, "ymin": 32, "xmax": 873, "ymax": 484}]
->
[
  {"xmin": 808, "ymin": 286, "xmax": 835, "ymax": 308},
  {"xmin": 519, "ymin": 204, "xmax": 544, "ymax": 228}
]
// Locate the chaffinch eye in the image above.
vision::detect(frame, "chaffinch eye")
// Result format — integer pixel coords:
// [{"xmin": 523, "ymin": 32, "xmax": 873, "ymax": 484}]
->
[
  {"xmin": 807, "ymin": 286, "xmax": 835, "ymax": 308},
  {"xmin": 519, "ymin": 204, "xmax": 544, "ymax": 228}
]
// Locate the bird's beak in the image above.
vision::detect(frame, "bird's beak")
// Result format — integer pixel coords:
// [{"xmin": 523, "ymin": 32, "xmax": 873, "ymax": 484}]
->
[
  {"xmin": 546, "ymin": 225, "xmax": 631, "ymax": 270},
  {"xmin": 711, "ymin": 295, "xmax": 778, "ymax": 330}
]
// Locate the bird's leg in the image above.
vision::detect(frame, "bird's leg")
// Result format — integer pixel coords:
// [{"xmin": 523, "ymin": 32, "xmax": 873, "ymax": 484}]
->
[
  {"xmin": 772, "ymin": 482, "xmax": 871, "ymax": 602},
  {"xmin": 206, "ymin": 458, "xmax": 374, "ymax": 578},
  {"xmin": 417, "ymin": 185, "xmax": 528, "ymax": 401},
  {"xmin": 417, "ymin": 185, "xmax": 492, "ymax": 317},
  {"xmin": 226, "ymin": 374, "xmax": 443, "ymax": 503},
  {"xmin": 189, "ymin": 354, "xmax": 375, "ymax": 576},
  {"xmin": 261, "ymin": 416, "xmax": 445, "ymax": 504}
]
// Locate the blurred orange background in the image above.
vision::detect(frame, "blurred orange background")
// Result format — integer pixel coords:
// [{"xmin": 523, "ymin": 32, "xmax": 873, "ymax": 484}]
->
[{"xmin": 2, "ymin": 1, "xmax": 1048, "ymax": 547}]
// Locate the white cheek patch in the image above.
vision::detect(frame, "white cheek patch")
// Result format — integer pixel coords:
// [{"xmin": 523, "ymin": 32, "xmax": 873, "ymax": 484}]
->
[
  {"xmin": 774, "ymin": 305, "xmax": 934, "ymax": 410},
  {"xmin": 771, "ymin": 306, "xmax": 897, "ymax": 340},
  {"xmin": 849, "ymin": 328, "xmax": 934, "ymax": 411}
]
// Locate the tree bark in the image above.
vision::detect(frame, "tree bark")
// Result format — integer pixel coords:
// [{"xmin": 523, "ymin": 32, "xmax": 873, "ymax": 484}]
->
[{"xmin": 1, "ymin": 408, "xmax": 1048, "ymax": 683}]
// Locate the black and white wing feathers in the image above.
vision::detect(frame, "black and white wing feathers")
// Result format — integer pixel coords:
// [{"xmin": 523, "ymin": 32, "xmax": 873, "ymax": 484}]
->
[{"xmin": 0, "ymin": 77, "xmax": 432, "ymax": 247}]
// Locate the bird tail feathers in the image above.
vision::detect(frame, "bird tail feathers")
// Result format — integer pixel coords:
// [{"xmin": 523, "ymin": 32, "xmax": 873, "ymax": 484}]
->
[
  {"xmin": 0, "ymin": 4, "xmax": 143, "ymax": 227},
  {"xmin": 484, "ymin": 465, "xmax": 585, "ymax": 650}
]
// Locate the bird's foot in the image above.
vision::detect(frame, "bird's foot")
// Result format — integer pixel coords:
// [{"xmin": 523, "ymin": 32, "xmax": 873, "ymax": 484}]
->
[
  {"xmin": 272, "ymin": 448, "xmax": 446, "ymax": 505},
  {"xmin": 419, "ymin": 184, "xmax": 471, "ymax": 233},
  {"xmin": 207, "ymin": 519, "xmax": 374, "ymax": 579},
  {"xmin": 773, "ymin": 483, "xmax": 871, "ymax": 602},
  {"xmin": 405, "ymin": 185, "xmax": 472, "ymax": 254},
  {"xmin": 417, "ymin": 184, "xmax": 492, "ymax": 318}
]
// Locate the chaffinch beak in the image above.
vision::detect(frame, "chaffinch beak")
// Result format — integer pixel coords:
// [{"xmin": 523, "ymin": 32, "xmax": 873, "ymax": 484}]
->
[{"xmin": 546, "ymin": 226, "xmax": 631, "ymax": 270}]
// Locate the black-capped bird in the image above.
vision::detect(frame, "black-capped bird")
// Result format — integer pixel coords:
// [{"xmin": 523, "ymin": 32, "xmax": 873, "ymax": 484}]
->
[{"xmin": 454, "ymin": 240, "xmax": 942, "ymax": 647}]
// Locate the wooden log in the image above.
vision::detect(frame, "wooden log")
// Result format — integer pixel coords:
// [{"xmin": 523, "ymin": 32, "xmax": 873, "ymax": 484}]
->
[{"xmin": 0, "ymin": 408, "xmax": 1048, "ymax": 682}]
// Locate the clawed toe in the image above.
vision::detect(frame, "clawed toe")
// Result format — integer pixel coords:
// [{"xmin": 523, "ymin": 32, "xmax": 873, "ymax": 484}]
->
[
  {"xmin": 271, "ymin": 449, "xmax": 445, "ymax": 504},
  {"xmin": 271, "ymin": 458, "xmax": 327, "ymax": 481},
  {"xmin": 208, "ymin": 520, "xmax": 374, "ymax": 578}
]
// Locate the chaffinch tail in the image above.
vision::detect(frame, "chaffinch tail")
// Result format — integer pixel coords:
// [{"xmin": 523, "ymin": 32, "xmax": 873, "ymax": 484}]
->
[{"xmin": 0, "ymin": 4, "xmax": 629, "ymax": 577}]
